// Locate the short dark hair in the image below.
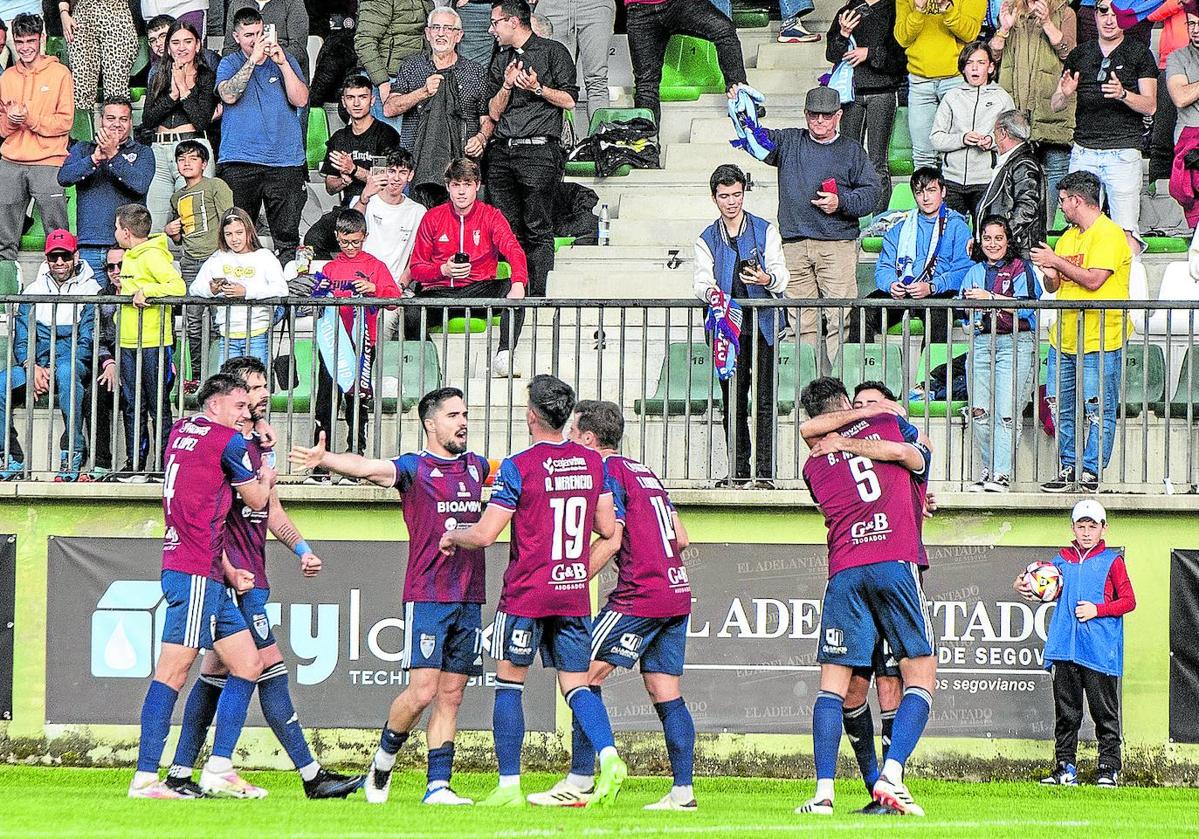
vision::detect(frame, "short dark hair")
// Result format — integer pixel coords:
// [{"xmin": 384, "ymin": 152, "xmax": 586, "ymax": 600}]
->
[
  {"xmin": 491, "ymin": 0, "xmax": 532, "ymax": 27},
  {"xmin": 197, "ymin": 373, "xmax": 247, "ymax": 409},
  {"xmin": 115, "ymin": 204, "xmax": 153, "ymax": 238},
  {"xmin": 910, "ymin": 166, "xmax": 944, "ymax": 194},
  {"xmin": 528, "ymin": 374, "xmax": 576, "ymax": 431},
  {"xmin": 444, "ymin": 157, "xmax": 481, "ymax": 184},
  {"xmin": 1057, "ymin": 170, "xmax": 1102, "ymax": 208},
  {"xmin": 220, "ymin": 355, "xmax": 268, "ymax": 385},
  {"xmin": 800, "ymin": 376, "xmax": 850, "ymax": 419},
  {"xmin": 853, "ymin": 380, "xmax": 897, "ymax": 402},
  {"xmin": 340, "ymin": 73, "xmax": 374, "ymax": 97},
  {"xmin": 958, "ymin": 40, "xmax": 996, "ymax": 80},
  {"xmin": 101, "ymin": 95, "xmax": 133, "ymax": 115},
  {"xmin": 417, "ymin": 386, "xmax": 465, "ymax": 423},
  {"xmin": 709, "ymin": 164, "xmax": 747, "ymax": 197},
  {"xmin": 573, "ymin": 400, "xmax": 624, "ymax": 449},
  {"xmin": 232, "ymin": 7, "xmax": 263, "ymax": 30},
  {"xmin": 174, "ymin": 139, "xmax": 210, "ymax": 163},
  {"xmin": 387, "ymin": 148, "xmax": 415, "ymax": 170},
  {"xmin": 973, "ymin": 214, "xmax": 1018, "ymax": 262},
  {"xmin": 147, "ymin": 13, "xmax": 175, "ymax": 32},
  {"xmin": 0, "ymin": 18, "xmax": 9, "ymax": 32},
  {"xmin": 334, "ymin": 208, "xmax": 367, "ymax": 237},
  {"xmin": 11, "ymin": 13, "xmax": 43, "ymax": 38}
]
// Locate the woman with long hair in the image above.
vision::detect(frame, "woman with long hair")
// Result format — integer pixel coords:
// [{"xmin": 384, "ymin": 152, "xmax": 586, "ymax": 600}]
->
[
  {"xmin": 141, "ymin": 19, "xmax": 218, "ymax": 233},
  {"xmin": 189, "ymin": 208, "xmax": 288, "ymax": 367}
]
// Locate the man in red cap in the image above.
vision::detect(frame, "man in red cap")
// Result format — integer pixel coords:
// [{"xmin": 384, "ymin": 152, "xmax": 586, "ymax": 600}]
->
[{"xmin": 0, "ymin": 229, "xmax": 103, "ymax": 481}]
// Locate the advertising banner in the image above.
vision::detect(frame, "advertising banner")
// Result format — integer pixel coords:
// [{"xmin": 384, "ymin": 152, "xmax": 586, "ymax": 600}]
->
[
  {"xmin": 1170, "ymin": 549, "xmax": 1199, "ymax": 743},
  {"xmin": 0, "ymin": 535, "xmax": 13, "ymax": 720}
]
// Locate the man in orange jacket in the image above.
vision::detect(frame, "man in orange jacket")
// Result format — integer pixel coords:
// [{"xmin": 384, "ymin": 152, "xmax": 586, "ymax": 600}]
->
[{"xmin": 0, "ymin": 13, "xmax": 73, "ymax": 267}]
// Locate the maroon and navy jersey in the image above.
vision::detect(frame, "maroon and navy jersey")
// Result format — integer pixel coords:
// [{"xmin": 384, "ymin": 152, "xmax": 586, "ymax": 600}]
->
[
  {"xmin": 162, "ymin": 415, "xmax": 257, "ymax": 581},
  {"xmin": 604, "ymin": 455, "xmax": 691, "ymax": 618},
  {"xmin": 225, "ymin": 435, "xmax": 271, "ymax": 589},
  {"xmin": 802, "ymin": 414, "xmax": 930, "ymax": 579},
  {"xmin": 489, "ymin": 439, "xmax": 611, "ymax": 618},
  {"xmin": 393, "ymin": 450, "xmax": 490, "ymax": 603}
]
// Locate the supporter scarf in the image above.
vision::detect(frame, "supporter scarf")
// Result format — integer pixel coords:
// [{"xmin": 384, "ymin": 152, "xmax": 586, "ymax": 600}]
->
[
  {"xmin": 705, "ymin": 286, "xmax": 743, "ymax": 381},
  {"xmin": 821, "ymin": 36, "xmax": 855, "ymax": 104},
  {"xmin": 894, "ymin": 204, "xmax": 948, "ymax": 286},
  {"xmin": 728, "ymin": 84, "xmax": 774, "ymax": 162},
  {"xmin": 311, "ymin": 272, "xmax": 377, "ymax": 396}
]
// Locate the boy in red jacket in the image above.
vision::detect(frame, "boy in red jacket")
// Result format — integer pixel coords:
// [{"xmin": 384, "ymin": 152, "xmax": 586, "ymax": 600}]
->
[
  {"xmin": 407, "ymin": 158, "xmax": 528, "ymax": 377},
  {"xmin": 308, "ymin": 209, "xmax": 400, "ymax": 483}
]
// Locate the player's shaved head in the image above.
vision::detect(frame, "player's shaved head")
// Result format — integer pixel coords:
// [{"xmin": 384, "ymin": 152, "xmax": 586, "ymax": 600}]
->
[
  {"xmin": 572, "ymin": 400, "xmax": 624, "ymax": 449},
  {"xmin": 801, "ymin": 376, "xmax": 851, "ymax": 418},
  {"xmin": 527, "ymin": 374, "xmax": 575, "ymax": 432}
]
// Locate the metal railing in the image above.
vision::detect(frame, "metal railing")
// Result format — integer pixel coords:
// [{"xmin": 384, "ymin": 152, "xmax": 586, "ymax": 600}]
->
[{"xmin": 1, "ymin": 294, "xmax": 1196, "ymax": 493}]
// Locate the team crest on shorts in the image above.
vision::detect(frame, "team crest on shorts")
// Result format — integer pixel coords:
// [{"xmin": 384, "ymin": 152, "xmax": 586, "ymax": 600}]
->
[
  {"xmin": 420, "ymin": 633, "xmax": 436, "ymax": 658},
  {"xmin": 254, "ymin": 614, "xmax": 269, "ymax": 640}
]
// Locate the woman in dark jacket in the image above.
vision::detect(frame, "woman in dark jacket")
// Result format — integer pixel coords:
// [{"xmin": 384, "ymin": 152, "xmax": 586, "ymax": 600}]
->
[
  {"xmin": 826, "ymin": 0, "xmax": 907, "ymax": 213},
  {"xmin": 141, "ymin": 19, "xmax": 219, "ymax": 232}
]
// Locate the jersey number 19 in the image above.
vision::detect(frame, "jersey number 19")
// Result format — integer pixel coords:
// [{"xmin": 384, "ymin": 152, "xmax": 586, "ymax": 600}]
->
[{"xmin": 550, "ymin": 497, "xmax": 587, "ymax": 561}]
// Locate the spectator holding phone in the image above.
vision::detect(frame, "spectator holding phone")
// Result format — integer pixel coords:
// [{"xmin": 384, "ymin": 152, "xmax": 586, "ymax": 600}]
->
[{"xmin": 322, "ymin": 74, "xmax": 400, "ymax": 209}]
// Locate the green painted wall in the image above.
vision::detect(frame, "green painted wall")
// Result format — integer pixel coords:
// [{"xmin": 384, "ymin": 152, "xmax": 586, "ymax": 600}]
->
[{"xmin": 2, "ymin": 498, "xmax": 1197, "ymax": 778}]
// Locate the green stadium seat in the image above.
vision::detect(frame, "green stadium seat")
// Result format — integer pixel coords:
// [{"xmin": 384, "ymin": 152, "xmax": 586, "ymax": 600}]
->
[
  {"xmin": 46, "ymin": 36, "xmax": 69, "ymax": 66},
  {"xmin": 887, "ymin": 318, "xmax": 924, "ymax": 337},
  {"xmin": 660, "ymin": 36, "xmax": 725, "ymax": 101},
  {"xmin": 860, "ymin": 236, "xmax": 883, "ymax": 254},
  {"xmin": 129, "ymin": 37, "xmax": 151, "ymax": 79},
  {"xmin": 1120, "ymin": 342, "xmax": 1165, "ymax": 417},
  {"xmin": 0, "ymin": 261, "xmax": 21, "ymax": 295},
  {"xmin": 270, "ymin": 338, "xmax": 315, "ymax": 413},
  {"xmin": 732, "ymin": 9, "xmax": 770, "ymax": 27},
  {"xmin": 908, "ymin": 342, "xmax": 970, "ymax": 417},
  {"xmin": 855, "ymin": 261, "xmax": 877, "ymax": 297},
  {"xmin": 71, "ymin": 109, "xmax": 94, "ymax": 143},
  {"xmin": 1154, "ymin": 344, "xmax": 1199, "ymax": 417},
  {"xmin": 634, "ymin": 341, "xmax": 717, "ymax": 416},
  {"xmin": 1051, "ymin": 207, "xmax": 1067, "ymax": 233},
  {"xmin": 564, "ymin": 107, "xmax": 654, "ymax": 177},
  {"xmin": 1143, "ymin": 236, "xmax": 1188, "ymax": 254},
  {"xmin": 21, "ymin": 188, "xmax": 77, "ymax": 251},
  {"xmin": 306, "ymin": 108, "xmax": 330, "ymax": 170},
  {"xmin": 427, "ymin": 263, "xmax": 510, "ymax": 334},
  {"xmin": 888, "ymin": 183, "xmax": 915, "ymax": 212},
  {"xmin": 777, "ymin": 342, "xmax": 818, "ymax": 416},
  {"xmin": 888, "ymin": 107, "xmax": 913, "ymax": 176},
  {"xmin": 378, "ymin": 340, "xmax": 441, "ymax": 413},
  {"xmin": 553, "ymin": 236, "xmax": 576, "ymax": 252},
  {"xmin": 833, "ymin": 341, "xmax": 905, "ymax": 398}
]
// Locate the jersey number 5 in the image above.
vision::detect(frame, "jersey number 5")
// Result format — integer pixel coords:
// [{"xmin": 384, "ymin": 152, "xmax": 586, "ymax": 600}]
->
[
  {"xmin": 550, "ymin": 496, "xmax": 587, "ymax": 561},
  {"xmin": 848, "ymin": 456, "xmax": 881, "ymax": 502}
]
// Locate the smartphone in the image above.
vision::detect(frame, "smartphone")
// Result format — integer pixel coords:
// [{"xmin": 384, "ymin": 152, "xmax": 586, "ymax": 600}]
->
[
  {"xmin": 370, "ymin": 154, "xmax": 388, "ymax": 176},
  {"xmin": 821, "ymin": 178, "xmax": 838, "ymax": 195},
  {"xmin": 263, "ymin": 23, "xmax": 277, "ymax": 42}
]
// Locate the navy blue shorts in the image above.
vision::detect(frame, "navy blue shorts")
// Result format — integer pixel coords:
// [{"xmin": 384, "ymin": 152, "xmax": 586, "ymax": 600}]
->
[
  {"xmin": 402, "ymin": 601, "xmax": 484, "ymax": 677},
  {"xmin": 818, "ymin": 561, "xmax": 934, "ymax": 669},
  {"xmin": 490, "ymin": 611, "xmax": 591, "ymax": 673},
  {"xmin": 591, "ymin": 609, "xmax": 689, "ymax": 675},
  {"xmin": 236, "ymin": 587, "xmax": 277, "ymax": 651},
  {"xmin": 160, "ymin": 570, "xmax": 246, "ymax": 650}
]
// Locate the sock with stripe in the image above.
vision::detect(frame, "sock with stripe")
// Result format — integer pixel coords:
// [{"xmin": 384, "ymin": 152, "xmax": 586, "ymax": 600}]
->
[
  {"xmin": 568, "ymin": 686, "xmax": 601, "ymax": 787},
  {"xmin": 880, "ymin": 708, "xmax": 897, "ymax": 761},
  {"xmin": 168, "ymin": 674, "xmax": 224, "ymax": 777},
  {"xmin": 884, "ymin": 687, "xmax": 933, "ymax": 781},
  {"xmin": 565, "ymin": 685, "xmax": 615, "ymax": 756},
  {"xmin": 654, "ymin": 697, "xmax": 695, "ymax": 787},
  {"xmin": 209, "ymin": 675, "xmax": 255, "ymax": 761},
  {"xmin": 373, "ymin": 726, "xmax": 409, "ymax": 773},
  {"xmin": 427, "ymin": 741, "xmax": 454, "ymax": 791},
  {"xmin": 258, "ymin": 664, "xmax": 316, "ymax": 776},
  {"xmin": 843, "ymin": 702, "xmax": 880, "ymax": 791},
  {"xmin": 136, "ymin": 680, "xmax": 179, "ymax": 774},
  {"xmin": 812, "ymin": 691, "xmax": 844, "ymax": 799},
  {"xmin": 493, "ymin": 679, "xmax": 525, "ymax": 783}
]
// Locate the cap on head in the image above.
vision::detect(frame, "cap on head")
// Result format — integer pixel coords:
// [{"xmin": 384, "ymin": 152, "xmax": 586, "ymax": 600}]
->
[
  {"xmin": 1071, "ymin": 499, "xmax": 1107, "ymax": 524},
  {"xmin": 44, "ymin": 229, "xmax": 77, "ymax": 255},
  {"xmin": 805, "ymin": 87, "xmax": 841, "ymax": 114}
]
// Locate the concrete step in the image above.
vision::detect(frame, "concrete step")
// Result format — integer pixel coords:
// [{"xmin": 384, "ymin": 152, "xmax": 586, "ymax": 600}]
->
[
  {"xmin": 548, "ymin": 267, "xmax": 695, "ymax": 298},
  {"xmin": 687, "ymin": 114, "xmax": 808, "ymax": 142},
  {"xmin": 663, "ymin": 141, "xmax": 772, "ymax": 173},
  {"xmin": 745, "ymin": 67, "xmax": 827, "ymax": 95},
  {"xmin": 754, "ymin": 41, "xmax": 834, "ymax": 71}
]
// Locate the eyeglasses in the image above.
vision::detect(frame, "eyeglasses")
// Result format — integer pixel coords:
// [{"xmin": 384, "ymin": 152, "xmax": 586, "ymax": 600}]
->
[
  {"xmin": 46, "ymin": 252, "xmax": 73, "ymax": 263},
  {"xmin": 106, "ymin": 262, "xmax": 122, "ymax": 272},
  {"xmin": 805, "ymin": 111, "xmax": 838, "ymax": 121},
  {"xmin": 427, "ymin": 24, "xmax": 461, "ymax": 32},
  {"xmin": 1097, "ymin": 55, "xmax": 1111, "ymax": 83},
  {"xmin": 488, "ymin": 14, "xmax": 513, "ymax": 29},
  {"xmin": 336, "ymin": 236, "xmax": 365, "ymax": 247}
]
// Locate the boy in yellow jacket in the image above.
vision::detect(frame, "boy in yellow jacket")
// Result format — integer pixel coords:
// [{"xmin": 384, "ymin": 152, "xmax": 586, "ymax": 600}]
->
[{"xmin": 114, "ymin": 204, "xmax": 186, "ymax": 481}]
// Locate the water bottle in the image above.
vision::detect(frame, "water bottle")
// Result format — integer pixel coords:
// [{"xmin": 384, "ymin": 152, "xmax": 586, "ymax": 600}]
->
[{"xmin": 598, "ymin": 203, "xmax": 610, "ymax": 247}]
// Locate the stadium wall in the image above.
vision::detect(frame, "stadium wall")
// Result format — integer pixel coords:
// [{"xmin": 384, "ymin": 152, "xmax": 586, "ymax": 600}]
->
[{"xmin": 1, "ymin": 494, "xmax": 1197, "ymax": 783}]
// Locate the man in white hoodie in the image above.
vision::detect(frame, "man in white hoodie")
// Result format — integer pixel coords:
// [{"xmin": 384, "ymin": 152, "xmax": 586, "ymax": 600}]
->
[{"xmin": 0, "ymin": 229, "xmax": 102, "ymax": 481}]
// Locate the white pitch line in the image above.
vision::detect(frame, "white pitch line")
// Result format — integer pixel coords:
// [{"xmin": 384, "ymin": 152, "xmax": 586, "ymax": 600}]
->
[{"xmin": 686, "ymin": 664, "xmax": 1048, "ymax": 676}]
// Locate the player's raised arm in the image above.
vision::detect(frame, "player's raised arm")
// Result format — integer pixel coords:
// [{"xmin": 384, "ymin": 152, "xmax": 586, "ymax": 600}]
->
[
  {"xmin": 266, "ymin": 492, "xmax": 322, "ymax": 576},
  {"xmin": 288, "ymin": 431, "xmax": 398, "ymax": 488},
  {"xmin": 799, "ymin": 401, "xmax": 906, "ymax": 444},
  {"xmin": 808, "ymin": 433, "xmax": 929, "ymax": 476}
]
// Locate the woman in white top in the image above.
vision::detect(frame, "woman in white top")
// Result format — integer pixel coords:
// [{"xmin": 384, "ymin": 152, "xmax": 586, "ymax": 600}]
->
[{"xmin": 189, "ymin": 207, "xmax": 288, "ymax": 367}]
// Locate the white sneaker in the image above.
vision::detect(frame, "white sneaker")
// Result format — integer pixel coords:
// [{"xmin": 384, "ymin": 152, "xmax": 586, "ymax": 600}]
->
[
  {"xmin": 364, "ymin": 765, "xmax": 392, "ymax": 804},
  {"xmin": 644, "ymin": 792, "xmax": 698, "ymax": 811},
  {"xmin": 872, "ymin": 775, "xmax": 924, "ymax": 817},
  {"xmin": 491, "ymin": 350, "xmax": 521, "ymax": 378},
  {"xmin": 423, "ymin": 786, "xmax": 473, "ymax": 805},
  {"xmin": 794, "ymin": 796, "xmax": 834, "ymax": 815},
  {"xmin": 527, "ymin": 778, "xmax": 594, "ymax": 807},
  {"xmin": 128, "ymin": 778, "xmax": 186, "ymax": 799},
  {"xmin": 199, "ymin": 769, "xmax": 268, "ymax": 799},
  {"xmin": 966, "ymin": 480, "xmax": 986, "ymax": 492}
]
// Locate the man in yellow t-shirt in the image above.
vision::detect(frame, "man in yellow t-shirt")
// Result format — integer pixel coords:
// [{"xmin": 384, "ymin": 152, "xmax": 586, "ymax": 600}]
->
[{"xmin": 1031, "ymin": 171, "xmax": 1131, "ymax": 493}]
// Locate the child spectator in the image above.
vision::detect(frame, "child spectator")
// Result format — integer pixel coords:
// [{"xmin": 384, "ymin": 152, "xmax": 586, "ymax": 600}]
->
[
  {"xmin": 1015, "ymin": 500, "xmax": 1136, "ymax": 788},
  {"xmin": 113, "ymin": 203, "xmax": 186, "ymax": 481}
]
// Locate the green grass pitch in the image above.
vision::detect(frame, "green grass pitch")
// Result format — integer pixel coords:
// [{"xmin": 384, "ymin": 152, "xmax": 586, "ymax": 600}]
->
[{"xmin": 2, "ymin": 766, "xmax": 1197, "ymax": 838}]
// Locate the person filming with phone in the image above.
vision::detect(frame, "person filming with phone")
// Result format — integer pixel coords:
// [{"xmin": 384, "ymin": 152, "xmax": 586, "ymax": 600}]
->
[{"xmin": 694, "ymin": 164, "xmax": 787, "ymax": 488}]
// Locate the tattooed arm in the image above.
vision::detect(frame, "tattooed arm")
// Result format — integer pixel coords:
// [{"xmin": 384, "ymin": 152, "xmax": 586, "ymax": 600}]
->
[{"xmin": 267, "ymin": 491, "xmax": 321, "ymax": 576}]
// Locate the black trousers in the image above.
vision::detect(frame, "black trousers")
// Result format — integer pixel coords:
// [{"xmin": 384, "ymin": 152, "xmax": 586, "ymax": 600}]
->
[
  {"xmin": 404, "ymin": 279, "xmax": 518, "ymax": 352},
  {"xmin": 485, "ymin": 142, "xmax": 557, "ymax": 347},
  {"xmin": 74, "ymin": 371, "xmax": 119, "ymax": 470},
  {"xmin": 841, "ymin": 91, "xmax": 897, "ymax": 215},
  {"xmin": 944, "ymin": 182, "xmax": 988, "ymax": 219},
  {"xmin": 1149, "ymin": 66, "xmax": 1178, "ymax": 183},
  {"xmin": 625, "ymin": 0, "xmax": 747, "ymax": 122},
  {"xmin": 217, "ymin": 162, "xmax": 308, "ymax": 258},
  {"xmin": 1052, "ymin": 660, "xmax": 1122, "ymax": 770},
  {"xmin": 314, "ymin": 355, "xmax": 371, "ymax": 456},
  {"xmin": 720, "ymin": 331, "xmax": 776, "ymax": 480},
  {"xmin": 850, "ymin": 289, "xmax": 959, "ymax": 345}
]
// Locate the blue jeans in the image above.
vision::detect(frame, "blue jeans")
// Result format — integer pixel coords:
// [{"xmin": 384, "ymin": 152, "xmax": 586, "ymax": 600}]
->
[
  {"xmin": 371, "ymin": 85, "xmax": 404, "ymax": 135},
  {"xmin": 968, "ymin": 331, "xmax": 1037, "ymax": 480},
  {"xmin": 1046, "ymin": 346, "xmax": 1122, "ymax": 477},
  {"xmin": 781, "ymin": 0, "xmax": 815, "ymax": 19},
  {"xmin": 218, "ymin": 333, "xmax": 270, "ymax": 368},
  {"xmin": 907, "ymin": 74, "xmax": 963, "ymax": 169},
  {"xmin": 1041, "ymin": 145, "xmax": 1071, "ymax": 228},
  {"xmin": 709, "ymin": 0, "xmax": 732, "ymax": 15},
  {"xmin": 119, "ymin": 346, "xmax": 175, "ymax": 472},
  {"xmin": 0, "ymin": 351, "xmax": 89, "ymax": 464},
  {"xmin": 1068, "ymin": 145, "xmax": 1142, "ymax": 232},
  {"xmin": 78, "ymin": 245, "xmax": 111, "ymax": 281}
]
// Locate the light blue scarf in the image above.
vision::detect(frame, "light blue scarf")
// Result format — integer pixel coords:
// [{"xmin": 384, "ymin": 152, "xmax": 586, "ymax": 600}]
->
[
  {"xmin": 894, "ymin": 205, "xmax": 948, "ymax": 285},
  {"xmin": 728, "ymin": 84, "xmax": 774, "ymax": 161}
]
